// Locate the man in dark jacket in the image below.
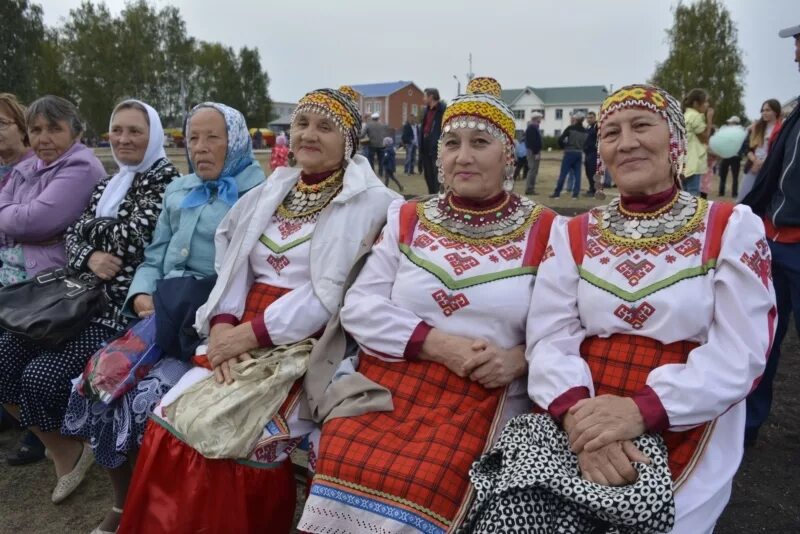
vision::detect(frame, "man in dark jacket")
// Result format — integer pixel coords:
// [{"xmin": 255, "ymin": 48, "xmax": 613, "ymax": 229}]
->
[
  {"xmin": 419, "ymin": 88, "xmax": 446, "ymax": 194},
  {"xmin": 525, "ymin": 113, "xmax": 543, "ymax": 195},
  {"xmin": 550, "ymin": 112, "xmax": 588, "ymax": 198},
  {"xmin": 583, "ymin": 111, "xmax": 598, "ymax": 196},
  {"xmin": 741, "ymin": 23, "xmax": 800, "ymax": 446},
  {"xmin": 401, "ymin": 115, "xmax": 419, "ymax": 175}
]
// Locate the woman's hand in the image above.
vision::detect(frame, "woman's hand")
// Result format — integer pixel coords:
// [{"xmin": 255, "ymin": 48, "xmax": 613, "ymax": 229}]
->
[
  {"xmin": 207, "ymin": 322, "xmax": 259, "ymax": 369},
  {"xmin": 213, "ymin": 352, "xmax": 253, "ymax": 385},
  {"xmin": 88, "ymin": 251, "xmax": 123, "ymax": 280},
  {"xmin": 463, "ymin": 343, "xmax": 526, "ymax": 389},
  {"xmin": 132, "ymin": 294, "xmax": 155, "ymax": 318},
  {"xmin": 567, "ymin": 395, "xmax": 647, "ymax": 453},
  {"xmin": 752, "ymin": 158, "xmax": 764, "ymax": 174},
  {"xmin": 576, "ymin": 440, "xmax": 650, "ymax": 486},
  {"xmin": 419, "ymin": 328, "xmax": 479, "ymax": 377}
]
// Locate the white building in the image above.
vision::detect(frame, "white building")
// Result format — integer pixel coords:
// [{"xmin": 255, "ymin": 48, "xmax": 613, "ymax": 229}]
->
[{"xmin": 500, "ymin": 86, "xmax": 609, "ymax": 137}]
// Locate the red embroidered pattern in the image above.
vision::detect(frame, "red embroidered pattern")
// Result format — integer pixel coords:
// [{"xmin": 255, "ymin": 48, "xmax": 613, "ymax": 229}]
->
[
  {"xmin": 432, "ymin": 289, "xmax": 470, "ymax": 316},
  {"xmin": 675, "ymin": 237, "xmax": 702, "ymax": 257},
  {"xmin": 643, "ymin": 244, "xmax": 670, "ymax": 256},
  {"xmin": 413, "ymin": 234, "xmax": 434, "ymax": 248},
  {"xmin": 616, "ymin": 259, "xmax": 656, "ymax": 286},
  {"xmin": 267, "ymin": 255, "xmax": 290, "ymax": 274},
  {"xmin": 444, "ymin": 252, "xmax": 480, "ymax": 275},
  {"xmin": 278, "ymin": 220, "xmax": 303, "ymax": 240},
  {"xmin": 498, "ymin": 244, "xmax": 523, "ymax": 261},
  {"xmin": 468, "ymin": 244, "xmax": 495, "ymax": 256},
  {"xmin": 541, "ymin": 245, "xmax": 555, "ymax": 263},
  {"xmin": 740, "ymin": 250, "xmax": 772, "ymax": 288},
  {"xmin": 614, "ymin": 301, "xmax": 656, "ymax": 329}
]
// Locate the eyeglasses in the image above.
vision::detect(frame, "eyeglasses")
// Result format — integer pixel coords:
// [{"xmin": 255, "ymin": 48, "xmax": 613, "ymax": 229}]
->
[{"xmin": 0, "ymin": 120, "xmax": 17, "ymax": 131}]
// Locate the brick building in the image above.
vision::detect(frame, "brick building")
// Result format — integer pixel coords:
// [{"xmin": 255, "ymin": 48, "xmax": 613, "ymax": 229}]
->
[{"xmin": 349, "ymin": 81, "xmax": 425, "ymax": 131}]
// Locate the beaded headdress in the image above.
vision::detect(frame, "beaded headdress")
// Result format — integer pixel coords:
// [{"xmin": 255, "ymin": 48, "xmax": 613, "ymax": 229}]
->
[
  {"xmin": 439, "ymin": 77, "xmax": 517, "ymax": 170},
  {"xmin": 597, "ymin": 84, "xmax": 687, "ymax": 179},
  {"xmin": 290, "ymin": 86, "xmax": 362, "ymax": 159}
]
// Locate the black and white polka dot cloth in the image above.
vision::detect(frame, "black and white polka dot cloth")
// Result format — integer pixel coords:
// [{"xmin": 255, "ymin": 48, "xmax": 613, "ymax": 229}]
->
[
  {"xmin": 458, "ymin": 414, "xmax": 675, "ymax": 534},
  {"xmin": 0, "ymin": 325, "xmax": 114, "ymax": 431}
]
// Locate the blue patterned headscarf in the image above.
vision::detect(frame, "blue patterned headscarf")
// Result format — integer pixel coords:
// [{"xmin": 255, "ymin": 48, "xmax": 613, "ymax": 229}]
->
[{"xmin": 187, "ymin": 102, "xmax": 254, "ymax": 178}]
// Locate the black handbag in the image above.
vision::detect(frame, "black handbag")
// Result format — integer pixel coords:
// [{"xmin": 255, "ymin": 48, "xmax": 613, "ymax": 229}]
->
[{"xmin": 0, "ymin": 267, "xmax": 108, "ymax": 348}]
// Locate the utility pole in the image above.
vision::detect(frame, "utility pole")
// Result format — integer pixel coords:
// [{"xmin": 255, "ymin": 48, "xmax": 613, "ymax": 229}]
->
[
  {"xmin": 467, "ymin": 53, "xmax": 474, "ymax": 83},
  {"xmin": 453, "ymin": 75, "xmax": 461, "ymax": 96}
]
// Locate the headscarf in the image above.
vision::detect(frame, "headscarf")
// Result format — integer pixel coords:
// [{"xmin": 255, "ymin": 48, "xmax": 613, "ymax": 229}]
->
[
  {"xmin": 438, "ymin": 77, "xmax": 517, "ymax": 173},
  {"xmin": 95, "ymin": 100, "xmax": 166, "ymax": 218},
  {"xmin": 186, "ymin": 102, "xmax": 255, "ymax": 179},
  {"xmin": 290, "ymin": 86, "xmax": 362, "ymax": 159},
  {"xmin": 596, "ymin": 84, "xmax": 687, "ymax": 179}
]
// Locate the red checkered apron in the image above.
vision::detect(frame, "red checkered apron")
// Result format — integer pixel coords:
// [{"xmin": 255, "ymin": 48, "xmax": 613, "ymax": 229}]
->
[
  {"xmin": 119, "ymin": 283, "xmax": 298, "ymax": 534},
  {"xmin": 312, "ymin": 200, "xmax": 557, "ymax": 531},
  {"xmin": 568, "ymin": 201, "xmax": 734, "ymax": 486}
]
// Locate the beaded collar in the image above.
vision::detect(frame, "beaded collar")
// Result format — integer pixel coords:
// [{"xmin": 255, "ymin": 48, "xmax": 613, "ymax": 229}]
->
[
  {"xmin": 276, "ymin": 168, "xmax": 344, "ymax": 222},
  {"xmin": 418, "ymin": 191, "xmax": 541, "ymax": 245},
  {"xmin": 596, "ymin": 190, "xmax": 708, "ymax": 246}
]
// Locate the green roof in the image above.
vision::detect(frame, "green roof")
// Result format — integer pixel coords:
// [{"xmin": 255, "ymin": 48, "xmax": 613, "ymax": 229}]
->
[{"xmin": 501, "ymin": 85, "xmax": 609, "ymax": 106}]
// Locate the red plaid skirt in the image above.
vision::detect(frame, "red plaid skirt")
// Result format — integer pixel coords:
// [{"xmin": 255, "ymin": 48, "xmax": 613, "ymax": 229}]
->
[
  {"xmin": 580, "ymin": 334, "xmax": 712, "ymax": 484},
  {"xmin": 315, "ymin": 352, "xmax": 504, "ymax": 530},
  {"xmin": 118, "ymin": 282, "xmax": 296, "ymax": 534}
]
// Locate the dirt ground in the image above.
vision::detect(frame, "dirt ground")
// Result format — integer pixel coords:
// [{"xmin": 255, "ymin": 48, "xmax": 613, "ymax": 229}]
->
[{"xmin": 1, "ymin": 154, "xmax": 798, "ymax": 533}]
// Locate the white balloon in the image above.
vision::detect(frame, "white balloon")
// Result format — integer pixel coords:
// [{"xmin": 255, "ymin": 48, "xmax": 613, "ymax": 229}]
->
[{"xmin": 709, "ymin": 125, "xmax": 748, "ymax": 158}]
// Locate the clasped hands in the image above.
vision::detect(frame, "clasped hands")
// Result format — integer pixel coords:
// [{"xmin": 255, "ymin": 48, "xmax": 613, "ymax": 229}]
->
[
  {"xmin": 206, "ymin": 323, "xmax": 259, "ymax": 385},
  {"xmin": 419, "ymin": 329, "xmax": 526, "ymax": 389},
  {"xmin": 563, "ymin": 395, "xmax": 650, "ymax": 487}
]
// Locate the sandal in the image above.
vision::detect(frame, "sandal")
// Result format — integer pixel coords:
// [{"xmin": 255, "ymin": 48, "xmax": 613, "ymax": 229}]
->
[{"xmin": 89, "ymin": 506, "xmax": 123, "ymax": 534}]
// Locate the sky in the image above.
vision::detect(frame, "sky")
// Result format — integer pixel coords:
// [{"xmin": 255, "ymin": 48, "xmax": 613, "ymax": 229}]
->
[{"xmin": 37, "ymin": 0, "xmax": 799, "ymax": 120}]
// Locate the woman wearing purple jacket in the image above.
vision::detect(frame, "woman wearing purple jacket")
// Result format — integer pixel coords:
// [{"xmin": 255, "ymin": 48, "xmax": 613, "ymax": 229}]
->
[{"xmin": 0, "ymin": 96, "xmax": 105, "ymax": 498}]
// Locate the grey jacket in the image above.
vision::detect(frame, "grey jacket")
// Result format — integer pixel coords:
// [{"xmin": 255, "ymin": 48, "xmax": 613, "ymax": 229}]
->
[{"xmin": 300, "ymin": 218, "xmax": 394, "ymax": 423}]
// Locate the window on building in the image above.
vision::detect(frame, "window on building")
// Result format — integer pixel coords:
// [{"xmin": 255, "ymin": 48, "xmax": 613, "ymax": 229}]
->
[
  {"xmin": 535, "ymin": 109, "xmax": 545, "ymax": 119},
  {"xmin": 365, "ymin": 102, "xmax": 372, "ymax": 113},
  {"xmin": 403, "ymin": 102, "xmax": 408, "ymax": 122},
  {"xmin": 573, "ymin": 108, "xmax": 588, "ymax": 117},
  {"xmin": 554, "ymin": 129, "xmax": 562, "ymax": 137},
  {"xmin": 412, "ymin": 104, "xmax": 419, "ymax": 116},
  {"xmin": 375, "ymin": 102, "xmax": 382, "ymax": 114},
  {"xmin": 513, "ymin": 110, "xmax": 525, "ymax": 120},
  {"xmin": 555, "ymin": 109, "xmax": 563, "ymax": 120}
]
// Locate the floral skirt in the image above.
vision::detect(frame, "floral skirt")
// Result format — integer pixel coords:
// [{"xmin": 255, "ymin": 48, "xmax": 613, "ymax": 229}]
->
[{"xmin": 61, "ymin": 357, "xmax": 192, "ymax": 469}]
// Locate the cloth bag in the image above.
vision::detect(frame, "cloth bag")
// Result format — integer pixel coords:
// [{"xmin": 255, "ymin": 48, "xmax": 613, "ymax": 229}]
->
[
  {"xmin": 78, "ymin": 314, "xmax": 163, "ymax": 404},
  {"xmin": 164, "ymin": 338, "xmax": 315, "ymax": 459},
  {"xmin": 0, "ymin": 267, "xmax": 106, "ymax": 348},
  {"xmin": 459, "ymin": 413, "xmax": 676, "ymax": 534}
]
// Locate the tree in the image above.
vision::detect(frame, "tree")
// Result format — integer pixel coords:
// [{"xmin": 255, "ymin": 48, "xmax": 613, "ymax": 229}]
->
[
  {"xmin": 31, "ymin": 29, "xmax": 72, "ymax": 99},
  {"xmin": 0, "ymin": 0, "xmax": 45, "ymax": 102},
  {"xmin": 238, "ymin": 47, "xmax": 272, "ymax": 126},
  {"xmin": 59, "ymin": 1, "xmax": 121, "ymax": 135},
  {"xmin": 191, "ymin": 42, "xmax": 244, "ymax": 112},
  {"xmin": 651, "ymin": 0, "xmax": 746, "ymax": 126}
]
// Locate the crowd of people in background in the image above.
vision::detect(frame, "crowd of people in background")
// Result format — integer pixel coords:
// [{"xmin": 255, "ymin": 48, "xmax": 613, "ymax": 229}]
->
[{"xmin": 0, "ymin": 22, "xmax": 797, "ymax": 534}]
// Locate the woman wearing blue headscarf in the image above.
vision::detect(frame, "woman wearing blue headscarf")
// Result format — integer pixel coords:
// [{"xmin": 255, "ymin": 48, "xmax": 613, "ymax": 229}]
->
[{"xmin": 61, "ymin": 102, "xmax": 265, "ymax": 534}]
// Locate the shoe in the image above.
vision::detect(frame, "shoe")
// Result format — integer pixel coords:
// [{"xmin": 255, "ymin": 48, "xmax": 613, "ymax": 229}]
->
[
  {"xmin": 524, "ymin": 190, "xmax": 534, "ymax": 195},
  {"xmin": 572, "ymin": 194, "xmax": 579, "ymax": 199},
  {"xmin": 90, "ymin": 506, "xmax": 123, "ymax": 534},
  {"xmin": 548, "ymin": 193, "xmax": 560, "ymax": 199},
  {"xmin": 585, "ymin": 190, "xmax": 596, "ymax": 197},
  {"xmin": 6, "ymin": 442, "xmax": 46, "ymax": 466},
  {"xmin": 51, "ymin": 443, "xmax": 94, "ymax": 503}
]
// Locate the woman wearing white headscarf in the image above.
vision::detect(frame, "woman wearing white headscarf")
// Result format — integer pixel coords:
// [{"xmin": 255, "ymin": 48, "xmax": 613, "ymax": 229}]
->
[{"xmin": 0, "ymin": 99, "xmax": 178, "ymax": 508}]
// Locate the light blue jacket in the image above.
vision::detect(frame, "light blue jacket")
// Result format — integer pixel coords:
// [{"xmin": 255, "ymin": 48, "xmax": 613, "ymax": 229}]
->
[{"xmin": 123, "ymin": 161, "xmax": 265, "ymax": 315}]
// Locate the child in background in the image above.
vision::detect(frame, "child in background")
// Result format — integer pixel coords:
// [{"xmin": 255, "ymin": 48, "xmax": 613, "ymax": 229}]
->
[
  {"xmin": 381, "ymin": 136, "xmax": 403, "ymax": 192},
  {"xmin": 270, "ymin": 134, "xmax": 289, "ymax": 169}
]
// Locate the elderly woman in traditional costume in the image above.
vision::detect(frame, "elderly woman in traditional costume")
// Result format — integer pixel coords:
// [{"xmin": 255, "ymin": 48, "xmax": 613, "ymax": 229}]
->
[
  {"xmin": 298, "ymin": 77, "xmax": 557, "ymax": 534},
  {"xmin": 526, "ymin": 84, "xmax": 776, "ymax": 533},
  {"xmin": 117, "ymin": 86, "xmax": 399, "ymax": 534},
  {"xmin": 61, "ymin": 101, "xmax": 264, "ymax": 533}
]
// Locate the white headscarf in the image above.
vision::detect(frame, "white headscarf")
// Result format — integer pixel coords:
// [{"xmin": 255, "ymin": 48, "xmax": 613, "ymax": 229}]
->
[{"xmin": 95, "ymin": 100, "xmax": 166, "ymax": 218}]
